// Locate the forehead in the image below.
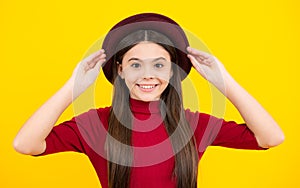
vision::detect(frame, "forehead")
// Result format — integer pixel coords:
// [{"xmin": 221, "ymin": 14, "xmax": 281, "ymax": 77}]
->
[{"xmin": 122, "ymin": 42, "xmax": 171, "ymax": 61}]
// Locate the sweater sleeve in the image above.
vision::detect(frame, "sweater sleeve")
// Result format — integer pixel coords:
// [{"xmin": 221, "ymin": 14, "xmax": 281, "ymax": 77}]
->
[
  {"xmin": 33, "ymin": 107, "xmax": 110, "ymax": 156},
  {"xmin": 185, "ymin": 109, "xmax": 267, "ymax": 152}
]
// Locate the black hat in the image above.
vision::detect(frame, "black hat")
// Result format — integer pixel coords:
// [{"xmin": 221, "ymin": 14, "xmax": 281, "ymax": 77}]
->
[{"xmin": 102, "ymin": 13, "xmax": 192, "ymax": 83}]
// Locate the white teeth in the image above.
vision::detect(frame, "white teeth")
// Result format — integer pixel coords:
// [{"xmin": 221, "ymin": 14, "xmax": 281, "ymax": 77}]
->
[{"xmin": 139, "ymin": 85, "xmax": 155, "ymax": 89}]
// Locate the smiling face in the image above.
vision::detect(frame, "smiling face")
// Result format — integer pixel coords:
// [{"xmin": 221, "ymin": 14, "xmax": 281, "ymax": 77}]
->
[{"xmin": 118, "ymin": 42, "xmax": 173, "ymax": 102}]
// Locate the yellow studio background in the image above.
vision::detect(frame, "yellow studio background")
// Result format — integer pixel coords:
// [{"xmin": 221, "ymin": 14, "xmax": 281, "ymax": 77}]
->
[{"xmin": 1, "ymin": 0, "xmax": 299, "ymax": 187}]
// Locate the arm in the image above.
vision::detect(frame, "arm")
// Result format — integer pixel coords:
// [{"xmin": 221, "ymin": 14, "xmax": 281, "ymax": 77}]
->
[
  {"xmin": 187, "ymin": 47, "xmax": 284, "ymax": 148},
  {"xmin": 13, "ymin": 49, "xmax": 106, "ymax": 155}
]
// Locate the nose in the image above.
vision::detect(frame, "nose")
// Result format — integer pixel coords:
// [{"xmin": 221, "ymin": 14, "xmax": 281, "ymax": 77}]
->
[{"xmin": 142, "ymin": 64, "xmax": 155, "ymax": 79}]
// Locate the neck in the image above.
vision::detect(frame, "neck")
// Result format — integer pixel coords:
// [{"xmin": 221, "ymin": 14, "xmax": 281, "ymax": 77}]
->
[{"xmin": 129, "ymin": 97, "xmax": 161, "ymax": 114}]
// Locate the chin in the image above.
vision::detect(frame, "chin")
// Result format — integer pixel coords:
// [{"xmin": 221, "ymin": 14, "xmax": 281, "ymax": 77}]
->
[
  {"xmin": 133, "ymin": 94, "xmax": 160, "ymax": 102},
  {"xmin": 139, "ymin": 97, "xmax": 159, "ymax": 102}
]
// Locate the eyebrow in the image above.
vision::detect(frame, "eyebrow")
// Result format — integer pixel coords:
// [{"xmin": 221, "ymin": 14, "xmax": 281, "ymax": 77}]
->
[{"xmin": 127, "ymin": 57, "xmax": 167, "ymax": 62}]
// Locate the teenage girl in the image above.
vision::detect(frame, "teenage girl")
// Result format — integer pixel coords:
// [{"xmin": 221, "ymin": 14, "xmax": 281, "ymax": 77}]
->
[{"xmin": 13, "ymin": 13, "xmax": 284, "ymax": 188}]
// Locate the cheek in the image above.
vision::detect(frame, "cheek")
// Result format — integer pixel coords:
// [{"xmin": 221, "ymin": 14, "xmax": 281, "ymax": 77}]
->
[
  {"xmin": 160, "ymin": 79, "xmax": 170, "ymax": 88},
  {"xmin": 156, "ymin": 70, "xmax": 173, "ymax": 83},
  {"xmin": 123, "ymin": 71, "xmax": 139, "ymax": 86}
]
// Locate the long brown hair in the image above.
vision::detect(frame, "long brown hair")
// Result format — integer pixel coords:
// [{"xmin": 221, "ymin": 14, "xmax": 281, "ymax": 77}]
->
[{"xmin": 105, "ymin": 30, "xmax": 198, "ymax": 188}]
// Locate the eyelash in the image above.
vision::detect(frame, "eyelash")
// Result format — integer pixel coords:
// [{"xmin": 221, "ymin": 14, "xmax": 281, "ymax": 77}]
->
[
  {"xmin": 131, "ymin": 63, "xmax": 141, "ymax": 68},
  {"xmin": 154, "ymin": 63, "xmax": 164, "ymax": 68}
]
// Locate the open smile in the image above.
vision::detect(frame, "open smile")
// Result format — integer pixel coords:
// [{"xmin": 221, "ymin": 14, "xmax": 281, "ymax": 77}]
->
[{"xmin": 136, "ymin": 84, "xmax": 159, "ymax": 92}]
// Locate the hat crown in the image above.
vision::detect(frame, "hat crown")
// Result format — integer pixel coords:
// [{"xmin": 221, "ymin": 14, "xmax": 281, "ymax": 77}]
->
[
  {"xmin": 102, "ymin": 13, "xmax": 192, "ymax": 83},
  {"xmin": 110, "ymin": 13, "xmax": 179, "ymax": 31}
]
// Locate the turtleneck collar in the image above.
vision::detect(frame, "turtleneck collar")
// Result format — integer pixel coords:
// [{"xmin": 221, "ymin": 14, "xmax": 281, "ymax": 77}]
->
[{"xmin": 129, "ymin": 98, "xmax": 161, "ymax": 114}]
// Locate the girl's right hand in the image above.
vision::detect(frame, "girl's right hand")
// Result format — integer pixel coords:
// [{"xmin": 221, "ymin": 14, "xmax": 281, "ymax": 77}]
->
[
  {"xmin": 13, "ymin": 49, "xmax": 106, "ymax": 155},
  {"xmin": 69, "ymin": 49, "xmax": 106, "ymax": 98}
]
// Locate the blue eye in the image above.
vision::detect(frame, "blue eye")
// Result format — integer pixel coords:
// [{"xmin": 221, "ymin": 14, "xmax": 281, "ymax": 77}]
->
[
  {"xmin": 131, "ymin": 63, "xmax": 141, "ymax": 68},
  {"xmin": 154, "ymin": 63, "xmax": 164, "ymax": 68}
]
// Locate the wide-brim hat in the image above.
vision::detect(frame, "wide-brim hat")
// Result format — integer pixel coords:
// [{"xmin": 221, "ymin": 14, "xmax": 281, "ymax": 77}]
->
[{"xmin": 102, "ymin": 13, "xmax": 192, "ymax": 83}]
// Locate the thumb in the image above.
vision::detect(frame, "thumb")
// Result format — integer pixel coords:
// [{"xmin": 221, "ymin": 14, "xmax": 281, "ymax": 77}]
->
[{"xmin": 95, "ymin": 59, "xmax": 104, "ymax": 72}]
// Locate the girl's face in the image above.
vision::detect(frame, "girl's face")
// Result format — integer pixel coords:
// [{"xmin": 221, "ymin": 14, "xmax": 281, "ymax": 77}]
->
[{"xmin": 118, "ymin": 42, "xmax": 173, "ymax": 102}]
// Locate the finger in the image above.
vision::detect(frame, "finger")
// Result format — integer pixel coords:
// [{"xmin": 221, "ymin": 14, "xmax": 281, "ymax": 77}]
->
[
  {"xmin": 196, "ymin": 57, "xmax": 213, "ymax": 67},
  {"xmin": 84, "ymin": 58, "xmax": 106, "ymax": 72},
  {"xmin": 86, "ymin": 53, "xmax": 106, "ymax": 67},
  {"xmin": 86, "ymin": 56, "xmax": 106, "ymax": 70},
  {"xmin": 84, "ymin": 49, "xmax": 105, "ymax": 64},
  {"xmin": 187, "ymin": 46, "xmax": 210, "ymax": 59},
  {"xmin": 188, "ymin": 52, "xmax": 212, "ymax": 67},
  {"xmin": 86, "ymin": 52, "xmax": 106, "ymax": 66},
  {"xmin": 188, "ymin": 54, "xmax": 211, "ymax": 80},
  {"xmin": 95, "ymin": 59, "xmax": 105, "ymax": 71},
  {"xmin": 187, "ymin": 54, "xmax": 204, "ymax": 73},
  {"xmin": 202, "ymin": 58, "xmax": 213, "ymax": 66}
]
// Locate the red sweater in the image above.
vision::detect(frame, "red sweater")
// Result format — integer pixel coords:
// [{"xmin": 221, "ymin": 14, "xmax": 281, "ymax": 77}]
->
[{"xmin": 35, "ymin": 98, "xmax": 265, "ymax": 187}]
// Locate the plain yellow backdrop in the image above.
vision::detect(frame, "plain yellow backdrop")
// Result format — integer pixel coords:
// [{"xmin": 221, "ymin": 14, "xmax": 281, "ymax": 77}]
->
[{"xmin": 1, "ymin": 0, "xmax": 299, "ymax": 187}]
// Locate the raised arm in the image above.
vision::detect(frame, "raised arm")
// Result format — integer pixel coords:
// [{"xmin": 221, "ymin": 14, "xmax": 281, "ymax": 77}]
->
[
  {"xmin": 187, "ymin": 47, "xmax": 284, "ymax": 148},
  {"xmin": 13, "ymin": 49, "xmax": 106, "ymax": 155}
]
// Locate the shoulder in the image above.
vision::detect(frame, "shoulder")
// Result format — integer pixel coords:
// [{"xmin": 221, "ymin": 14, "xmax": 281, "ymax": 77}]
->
[
  {"xmin": 73, "ymin": 106, "xmax": 111, "ymax": 119},
  {"xmin": 71, "ymin": 106, "xmax": 111, "ymax": 129},
  {"xmin": 184, "ymin": 108, "xmax": 217, "ymax": 125},
  {"xmin": 184, "ymin": 108, "xmax": 224, "ymax": 137},
  {"xmin": 96, "ymin": 106, "xmax": 111, "ymax": 116}
]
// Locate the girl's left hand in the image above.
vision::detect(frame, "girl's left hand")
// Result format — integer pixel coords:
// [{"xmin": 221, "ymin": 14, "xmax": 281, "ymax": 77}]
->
[
  {"xmin": 187, "ymin": 47, "xmax": 285, "ymax": 148},
  {"xmin": 187, "ymin": 46, "xmax": 229, "ymax": 91}
]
